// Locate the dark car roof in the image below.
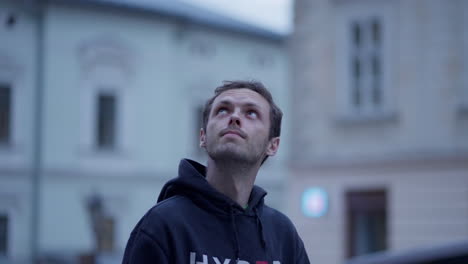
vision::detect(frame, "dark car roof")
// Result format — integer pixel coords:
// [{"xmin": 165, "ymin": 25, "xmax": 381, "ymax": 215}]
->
[{"xmin": 345, "ymin": 240, "xmax": 468, "ymax": 264}]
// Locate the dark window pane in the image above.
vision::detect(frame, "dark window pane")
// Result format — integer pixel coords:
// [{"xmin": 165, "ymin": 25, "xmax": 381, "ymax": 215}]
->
[
  {"xmin": 352, "ymin": 22, "xmax": 361, "ymax": 48},
  {"xmin": 372, "ymin": 55, "xmax": 380, "ymax": 76},
  {"xmin": 0, "ymin": 84, "xmax": 11, "ymax": 143},
  {"xmin": 346, "ymin": 190, "xmax": 387, "ymax": 258},
  {"xmin": 0, "ymin": 214, "xmax": 8, "ymax": 255},
  {"xmin": 372, "ymin": 19, "xmax": 381, "ymax": 46},
  {"xmin": 372, "ymin": 55, "xmax": 382, "ymax": 105},
  {"xmin": 96, "ymin": 93, "xmax": 116, "ymax": 148},
  {"xmin": 353, "ymin": 57, "xmax": 361, "ymax": 106},
  {"xmin": 373, "ymin": 83, "xmax": 381, "ymax": 106}
]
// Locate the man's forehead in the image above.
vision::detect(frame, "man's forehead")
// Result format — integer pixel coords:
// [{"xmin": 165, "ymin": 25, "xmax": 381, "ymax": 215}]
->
[{"xmin": 213, "ymin": 88, "xmax": 269, "ymax": 107}]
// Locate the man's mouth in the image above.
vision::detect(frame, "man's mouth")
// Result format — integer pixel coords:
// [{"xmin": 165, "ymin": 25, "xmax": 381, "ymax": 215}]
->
[
  {"xmin": 224, "ymin": 131, "xmax": 242, "ymax": 137},
  {"xmin": 220, "ymin": 128, "xmax": 246, "ymax": 138}
]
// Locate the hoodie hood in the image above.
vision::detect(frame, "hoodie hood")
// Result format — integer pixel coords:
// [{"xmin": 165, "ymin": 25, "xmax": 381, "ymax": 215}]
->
[
  {"xmin": 157, "ymin": 159, "xmax": 270, "ymax": 261},
  {"xmin": 157, "ymin": 159, "xmax": 267, "ymax": 216}
]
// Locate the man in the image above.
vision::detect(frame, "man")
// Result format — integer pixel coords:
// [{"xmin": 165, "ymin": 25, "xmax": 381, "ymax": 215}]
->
[{"xmin": 122, "ymin": 80, "xmax": 310, "ymax": 264}]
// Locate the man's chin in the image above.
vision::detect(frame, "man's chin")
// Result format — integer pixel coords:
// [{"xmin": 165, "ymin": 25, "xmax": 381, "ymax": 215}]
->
[{"xmin": 208, "ymin": 148, "xmax": 250, "ymax": 163}]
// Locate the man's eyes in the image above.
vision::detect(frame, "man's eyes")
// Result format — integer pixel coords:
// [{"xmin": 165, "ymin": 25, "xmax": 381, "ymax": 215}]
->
[
  {"xmin": 216, "ymin": 107, "xmax": 228, "ymax": 115},
  {"xmin": 215, "ymin": 107, "xmax": 258, "ymax": 118},
  {"xmin": 246, "ymin": 110, "xmax": 258, "ymax": 118}
]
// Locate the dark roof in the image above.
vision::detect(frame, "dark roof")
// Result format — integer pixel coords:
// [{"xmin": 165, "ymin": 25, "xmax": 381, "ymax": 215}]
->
[{"xmin": 72, "ymin": 0, "xmax": 286, "ymax": 41}]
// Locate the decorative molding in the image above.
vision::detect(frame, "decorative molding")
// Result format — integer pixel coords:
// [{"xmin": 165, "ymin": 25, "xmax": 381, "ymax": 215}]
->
[
  {"xmin": 0, "ymin": 192, "xmax": 22, "ymax": 212},
  {"xmin": 0, "ymin": 52, "xmax": 22, "ymax": 81},
  {"xmin": 77, "ymin": 35, "xmax": 136, "ymax": 78},
  {"xmin": 250, "ymin": 50, "xmax": 275, "ymax": 69},
  {"xmin": 188, "ymin": 39, "xmax": 216, "ymax": 58}
]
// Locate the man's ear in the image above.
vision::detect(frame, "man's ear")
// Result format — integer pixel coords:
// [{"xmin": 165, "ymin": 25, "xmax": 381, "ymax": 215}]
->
[
  {"xmin": 200, "ymin": 128, "xmax": 206, "ymax": 148},
  {"xmin": 266, "ymin": 137, "xmax": 280, "ymax": 156}
]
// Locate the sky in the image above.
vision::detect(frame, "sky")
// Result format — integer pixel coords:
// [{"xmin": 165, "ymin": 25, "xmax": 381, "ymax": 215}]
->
[{"xmin": 181, "ymin": 0, "xmax": 293, "ymax": 34}]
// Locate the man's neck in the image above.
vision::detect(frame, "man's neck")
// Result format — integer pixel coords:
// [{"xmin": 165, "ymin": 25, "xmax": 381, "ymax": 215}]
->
[{"xmin": 205, "ymin": 158, "xmax": 260, "ymax": 208}]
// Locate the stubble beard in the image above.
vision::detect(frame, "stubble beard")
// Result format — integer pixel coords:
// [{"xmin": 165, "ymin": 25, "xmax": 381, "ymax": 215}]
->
[{"xmin": 206, "ymin": 136, "xmax": 269, "ymax": 167}]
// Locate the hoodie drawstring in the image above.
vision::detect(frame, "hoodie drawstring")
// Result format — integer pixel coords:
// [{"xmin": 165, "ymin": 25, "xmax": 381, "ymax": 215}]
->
[
  {"xmin": 254, "ymin": 208, "xmax": 267, "ymax": 249},
  {"xmin": 230, "ymin": 207, "xmax": 270, "ymax": 262},
  {"xmin": 230, "ymin": 207, "xmax": 241, "ymax": 263}
]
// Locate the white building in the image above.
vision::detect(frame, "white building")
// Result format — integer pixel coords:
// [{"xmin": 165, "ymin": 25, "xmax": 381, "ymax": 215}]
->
[
  {"xmin": 289, "ymin": 0, "xmax": 468, "ymax": 264},
  {"xmin": 0, "ymin": 0, "xmax": 289, "ymax": 263}
]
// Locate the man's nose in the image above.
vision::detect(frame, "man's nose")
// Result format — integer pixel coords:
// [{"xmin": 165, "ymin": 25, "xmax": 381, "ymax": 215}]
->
[{"xmin": 229, "ymin": 112, "xmax": 241, "ymax": 127}]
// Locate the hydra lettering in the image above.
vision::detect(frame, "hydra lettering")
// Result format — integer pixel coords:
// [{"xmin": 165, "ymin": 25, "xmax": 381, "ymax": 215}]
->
[{"xmin": 189, "ymin": 252, "xmax": 281, "ymax": 264}]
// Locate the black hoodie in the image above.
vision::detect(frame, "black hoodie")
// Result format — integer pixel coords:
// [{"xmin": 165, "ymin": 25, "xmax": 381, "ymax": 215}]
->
[{"xmin": 122, "ymin": 159, "xmax": 310, "ymax": 264}]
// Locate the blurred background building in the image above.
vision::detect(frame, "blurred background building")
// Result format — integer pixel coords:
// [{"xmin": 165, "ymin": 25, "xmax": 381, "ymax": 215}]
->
[
  {"xmin": 289, "ymin": 0, "xmax": 468, "ymax": 264},
  {"xmin": 0, "ymin": 0, "xmax": 289, "ymax": 263},
  {"xmin": 2, "ymin": 0, "xmax": 468, "ymax": 264}
]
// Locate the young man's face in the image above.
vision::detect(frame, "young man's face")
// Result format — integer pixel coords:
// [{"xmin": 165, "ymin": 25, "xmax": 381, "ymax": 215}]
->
[{"xmin": 200, "ymin": 88, "xmax": 280, "ymax": 165}]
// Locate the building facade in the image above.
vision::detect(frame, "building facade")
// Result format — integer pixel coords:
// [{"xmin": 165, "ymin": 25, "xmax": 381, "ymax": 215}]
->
[
  {"xmin": 0, "ymin": 0, "xmax": 290, "ymax": 263},
  {"xmin": 289, "ymin": 0, "xmax": 468, "ymax": 264}
]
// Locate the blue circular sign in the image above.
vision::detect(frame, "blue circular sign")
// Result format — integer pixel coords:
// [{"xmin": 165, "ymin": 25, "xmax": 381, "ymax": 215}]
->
[{"xmin": 301, "ymin": 187, "xmax": 328, "ymax": 218}]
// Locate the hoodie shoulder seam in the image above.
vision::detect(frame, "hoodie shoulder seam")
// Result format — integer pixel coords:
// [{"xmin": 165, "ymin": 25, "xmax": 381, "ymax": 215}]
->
[{"xmin": 153, "ymin": 195, "xmax": 187, "ymax": 209}]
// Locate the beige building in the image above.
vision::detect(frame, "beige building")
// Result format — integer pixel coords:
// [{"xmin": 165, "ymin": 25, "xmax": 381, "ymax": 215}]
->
[{"xmin": 289, "ymin": 0, "xmax": 468, "ymax": 264}]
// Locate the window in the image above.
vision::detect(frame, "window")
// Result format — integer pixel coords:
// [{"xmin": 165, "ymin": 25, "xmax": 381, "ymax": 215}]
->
[
  {"xmin": 0, "ymin": 214, "xmax": 8, "ymax": 256},
  {"xmin": 335, "ymin": 2, "xmax": 395, "ymax": 120},
  {"xmin": 96, "ymin": 93, "xmax": 117, "ymax": 149},
  {"xmin": 77, "ymin": 36, "xmax": 134, "ymax": 157},
  {"xmin": 250, "ymin": 52, "xmax": 274, "ymax": 69},
  {"xmin": 462, "ymin": 8, "xmax": 468, "ymax": 112},
  {"xmin": 346, "ymin": 190, "xmax": 387, "ymax": 258},
  {"xmin": 0, "ymin": 84, "xmax": 11, "ymax": 144},
  {"xmin": 350, "ymin": 18, "xmax": 383, "ymax": 113}
]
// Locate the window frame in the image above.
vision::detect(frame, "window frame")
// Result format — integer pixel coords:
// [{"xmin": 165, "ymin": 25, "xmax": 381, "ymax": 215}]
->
[
  {"xmin": 0, "ymin": 198, "xmax": 17, "ymax": 261},
  {"xmin": 345, "ymin": 189, "xmax": 388, "ymax": 259},
  {"xmin": 460, "ymin": 6, "xmax": 468, "ymax": 113},
  {"xmin": 335, "ymin": 1, "xmax": 396, "ymax": 122},
  {"xmin": 95, "ymin": 91, "xmax": 118, "ymax": 150},
  {"xmin": 0, "ymin": 52, "xmax": 21, "ymax": 151},
  {"xmin": 78, "ymin": 63, "xmax": 130, "ymax": 156},
  {"xmin": 0, "ymin": 83, "xmax": 12, "ymax": 145},
  {"xmin": 0, "ymin": 213, "xmax": 8, "ymax": 257}
]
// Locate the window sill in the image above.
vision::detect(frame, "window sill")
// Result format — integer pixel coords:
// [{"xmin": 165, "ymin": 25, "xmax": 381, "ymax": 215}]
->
[
  {"xmin": 334, "ymin": 111, "xmax": 398, "ymax": 126},
  {"xmin": 78, "ymin": 146, "xmax": 128, "ymax": 159},
  {"xmin": 0, "ymin": 141, "xmax": 17, "ymax": 153}
]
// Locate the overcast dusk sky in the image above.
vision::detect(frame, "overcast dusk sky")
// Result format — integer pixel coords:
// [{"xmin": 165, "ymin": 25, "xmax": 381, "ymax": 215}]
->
[{"xmin": 182, "ymin": 0, "xmax": 293, "ymax": 33}]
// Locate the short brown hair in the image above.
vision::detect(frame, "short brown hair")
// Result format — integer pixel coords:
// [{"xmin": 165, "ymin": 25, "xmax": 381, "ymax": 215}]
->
[{"xmin": 202, "ymin": 80, "xmax": 283, "ymax": 139}]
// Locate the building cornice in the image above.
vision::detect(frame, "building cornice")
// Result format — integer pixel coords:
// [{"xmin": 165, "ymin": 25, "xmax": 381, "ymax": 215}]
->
[{"xmin": 0, "ymin": 167, "xmax": 174, "ymax": 182}]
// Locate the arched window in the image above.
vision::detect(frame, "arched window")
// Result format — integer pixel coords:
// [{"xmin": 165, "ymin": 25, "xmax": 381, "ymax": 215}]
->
[
  {"xmin": 0, "ymin": 53, "xmax": 21, "ymax": 149},
  {"xmin": 77, "ymin": 36, "xmax": 135, "ymax": 153}
]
